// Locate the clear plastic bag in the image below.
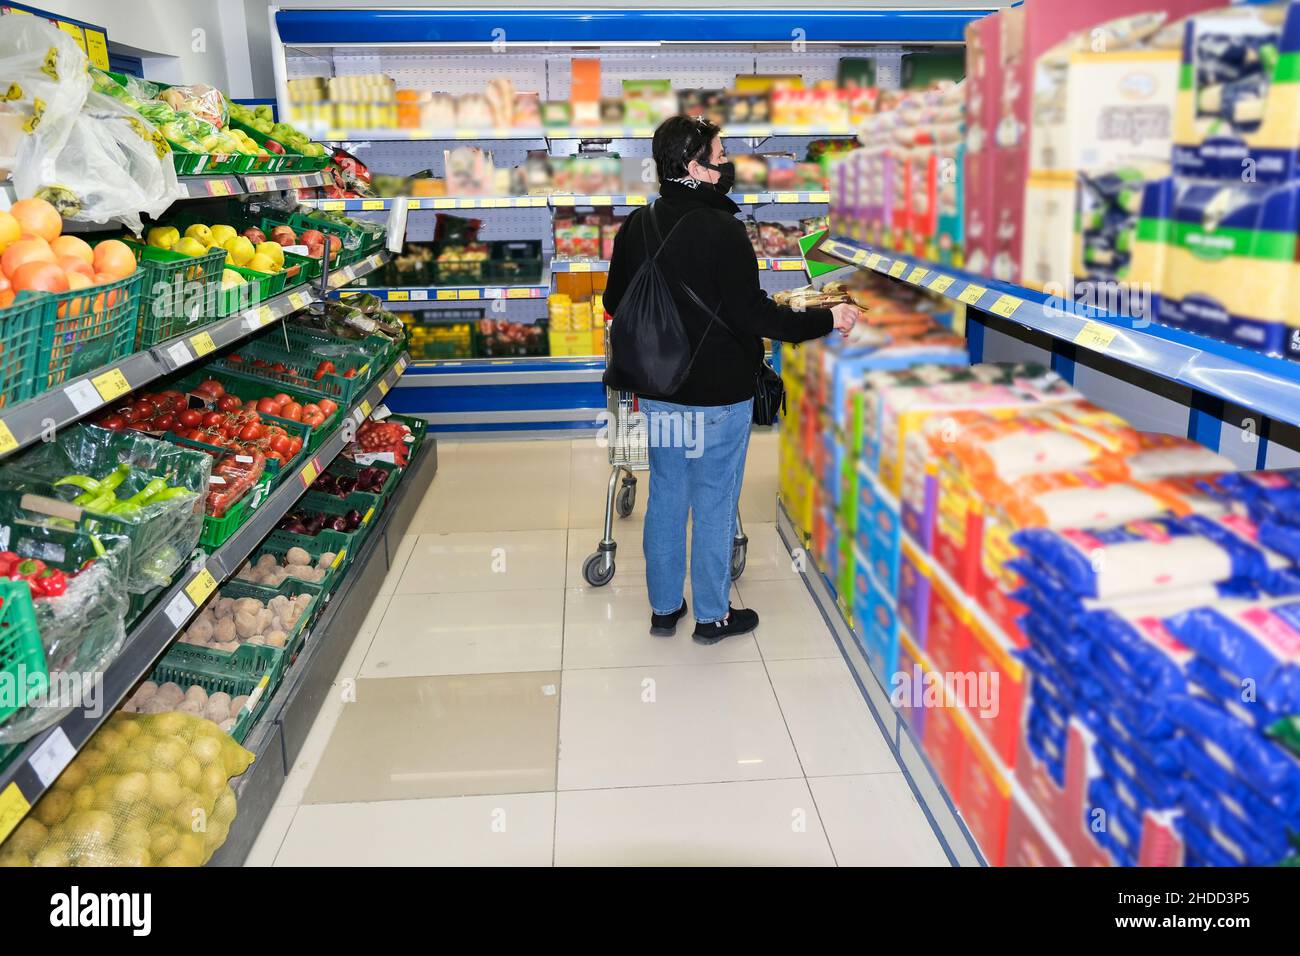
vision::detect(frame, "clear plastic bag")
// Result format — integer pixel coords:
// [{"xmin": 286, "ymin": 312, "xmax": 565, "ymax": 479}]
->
[
  {"xmin": 0, "ymin": 712, "xmax": 253, "ymax": 867},
  {"xmin": 0, "ymin": 18, "xmax": 182, "ymax": 232},
  {"xmin": 0, "ymin": 505, "xmax": 130, "ymax": 743},
  {"xmin": 156, "ymin": 83, "xmax": 228, "ymax": 129},
  {"xmin": 0, "ymin": 425, "xmax": 211, "ymax": 594}
]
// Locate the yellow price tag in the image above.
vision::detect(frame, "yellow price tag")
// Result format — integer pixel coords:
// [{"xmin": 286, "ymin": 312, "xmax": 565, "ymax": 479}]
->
[
  {"xmin": 866, "ymin": 254, "xmax": 885, "ymax": 269},
  {"xmin": 958, "ymin": 284, "xmax": 987, "ymax": 305},
  {"xmin": 809, "ymin": 192, "xmax": 831, "ymax": 203},
  {"xmin": 357, "ymin": 363, "xmax": 370, "ymax": 378},
  {"xmin": 906, "ymin": 267, "xmax": 930, "ymax": 284},
  {"xmin": 0, "ymin": 783, "xmax": 31, "ymax": 845},
  {"xmin": 457, "ymin": 199, "xmax": 476, "ymax": 209},
  {"xmin": 529, "ymin": 197, "xmax": 548, "ymax": 207},
  {"xmin": 190, "ymin": 332, "xmax": 216, "ymax": 356},
  {"xmin": 432, "ymin": 198, "xmax": 455, "ymax": 209},
  {"xmin": 0, "ymin": 420, "xmax": 17, "ymax": 456},
  {"xmin": 57, "ymin": 22, "xmax": 87, "ymax": 55},
  {"xmin": 627, "ymin": 196, "xmax": 648, "ymax": 206},
  {"xmin": 378, "ymin": 377, "xmax": 391, "ymax": 396},
  {"xmin": 362, "ymin": 506, "xmax": 375, "ymax": 525},
  {"xmin": 258, "ymin": 306, "xmax": 275, "ymax": 326},
  {"xmin": 184, "ymin": 568, "xmax": 218, "ymax": 606},
  {"xmin": 929, "ymin": 274, "xmax": 956, "ymax": 294},
  {"xmin": 458, "ymin": 289, "xmax": 481, "ymax": 300},
  {"xmin": 852, "ymin": 250, "xmax": 869, "ymax": 265},
  {"xmin": 888, "ymin": 260, "xmax": 907, "ymax": 278},
  {"xmin": 568, "ymin": 262, "xmax": 591, "ymax": 273},
  {"xmin": 289, "ymin": 292, "xmax": 310, "ymax": 310},
  {"xmin": 1074, "ymin": 320, "xmax": 1119, "ymax": 352},
  {"xmin": 590, "ymin": 195, "xmax": 611, "ymax": 205},
  {"xmin": 436, "ymin": 290, "xmax": 459, "ymax": 301},
  {"xmin": 989, "ymin": 294, "xmax": 1022, "ymax": 318},
  {"xmin": 506, "ymin": 287, "xmax": 531, "ymax": 299},
  {"xmin": 300, "ymin": 460, "xmax": 319, "ymax": 487},
  {"xmin": 321, "ymin": 199, "xmax": 345, "ymax": 211},
  {"xmin": 332, "ymin": 550, "xmax": 347, "ymax": 569},
  {"xmin": 387, "ymin": 290, "xmax": 410, "ymax": 301},
  {"xmin": 210, "ymin": 179, "xmax": 233, "ymax": 197},
  {"xmin": 84, "ymin": 29, "xmax": 110, "ymax": 70},
  {"xmin": 777, "ymin": 259, "xmax": 803, "ymax": 271},
  {"xmin": 361, "ymin": 199, "xmax": 385, "ymax": 210},
  {"xmin": 91, "ymin": 368, "xmax": 130, "ymax": 402},
  {"xmin": 552, "ymin": 196, "xmax": 576, "ymax": 207},
  {"xmin": 757, "ymin": 259, "xmax": 768, "ymax": 270},
  {"xmin": 777, "ymin": 192, "xmax": 799, "ymax": 203},
  {"xmin": 740, "ymin": 193, "xmax": 760, "ymax": 205},
  {"xmin": 360, "ymin": 400, "xmax": 372, "ymax": 417}
]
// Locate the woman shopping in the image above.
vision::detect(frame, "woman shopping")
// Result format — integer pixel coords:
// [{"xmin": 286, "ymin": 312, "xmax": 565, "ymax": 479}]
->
[{"xmin": 603, "ymin": 115, "xmax": 860, "ymax": 644}]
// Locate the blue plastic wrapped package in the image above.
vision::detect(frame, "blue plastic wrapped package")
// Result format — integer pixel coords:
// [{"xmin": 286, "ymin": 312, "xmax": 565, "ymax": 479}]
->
[
  {"xmin": 1170, "ymin": 696, "xmax": 1300, "ymax": 818},
  {"xmin": 1181, "ymin": 779, "xmax": 1297, "ymax": 865},
  {"xmin": 1095, "ymin": 708, "xmax": 1186, "ymax": 776},
  {"xmin": 1164, "ymin": 600, "xmax": 1300, "ymax": 714},
  {"xmin": 1011, "ymin": 513, "xmax": 1290, "ymax": 600},
  {"xmin": 1220, "ymin": 470, "xmax": 1300, "ymax": 524},
  {"xmin": 1179, "ymin": 816, "xmax": 1248, "ymax": 867},
  {"xmin": 1187, "ymin": 658, "xmax": 1281, "ymax": 732},
  {"xmin": 1092, "ymin": 730, "xmax": 1184, "ymax": 809},
  {"xmin": 1086, "ymin": 777, "xmax": 1140, "ymax": 867}
]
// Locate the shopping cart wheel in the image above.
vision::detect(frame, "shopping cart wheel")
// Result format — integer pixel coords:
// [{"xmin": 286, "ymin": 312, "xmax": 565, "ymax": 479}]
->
[
  {"xmin": 730, "ymin": 539, "xmax": 747, "ymax": 581},
  {"xmin": 583, "ymin": 552, "xmax": 616, "ymax": 587},
  {"xmin": 616, "ymin": 479, "xmax": 636, "ymax": 518}
]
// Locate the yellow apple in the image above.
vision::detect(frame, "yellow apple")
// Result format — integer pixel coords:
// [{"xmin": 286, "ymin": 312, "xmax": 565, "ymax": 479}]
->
[
  {"xmin": 173, "ymin": 237, "xmax": 208, "ymax": 257},
  {"xmin": 147, "ymin": 226, "xmax": 179, "ymax": 250},
  {"xmin": 221, "ymin": 269, "xmax": 245, "ymax": 289},
  {"xmin": 184, "ymin": 223, "xmax": 212, "ymax": 245},
  {"xmin": 222, "ymin": 235, "xmax": 255, "ymax": 267},
  {"xmin": 255, "ymin": 241, "xmax": 284, "ymax": 268},
  {"xmin": 209, "ymin": 224, "xmax": 237, "ymax": 247},
  {"xmin": 245, "ymin": 252, "xmax": 278, "ymax": 273}
]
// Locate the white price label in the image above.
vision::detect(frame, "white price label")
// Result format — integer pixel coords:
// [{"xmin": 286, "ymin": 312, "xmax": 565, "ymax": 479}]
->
[
  {"xmin": 163, "ymin": 591, "xmax": 196, "ymax": 628},
  {"xmin": 29, "ymin": 728, "xmax": 75, "ymax": 787},
  {"xmin": 209, "ymin": 475, "xmax": 226, "ymax": 485},
  {"xmin": 64, "ymin": 379, "xmax": 102, "ymax": 416},
  {"xmin": 235, "ymin": 455, "xmax": 254, "ymax": 464},
  {"xmin": 353, "ymin": 451, "xmax": 396, "ymax": 465},
  {"xmin": 352, "ymin": 407, "xmax": 365, "ymax": 426},
  {"xmin": 371, "ymin": 404, "xmax": 392, "ymax": 421},
  {"xmin": 410, "ymin": 290, "xmax": 428, "ymax": 300},
  {"xmin": 166, "ymin": 341, "xmax": 191, "ymax": 368},
  {"xmin": 242, "ymin": 312, "xmax": 262, "ymax": 332}
]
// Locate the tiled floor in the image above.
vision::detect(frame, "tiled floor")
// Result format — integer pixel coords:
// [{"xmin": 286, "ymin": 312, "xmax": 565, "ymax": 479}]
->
[{"xmin": 247, "ymin": 434, "xmax": 950, "ymax": 867}]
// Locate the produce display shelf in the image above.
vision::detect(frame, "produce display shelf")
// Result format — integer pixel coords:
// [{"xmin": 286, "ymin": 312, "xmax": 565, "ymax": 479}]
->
[
  {"xmin": 818, "ymin": 235, "xmax": 1300, "ymax": 432},
  {"xmin": 550, "ymin": 259, "xmax": 610, "ymax": 273},
  {"xmin": 774, "ymin": 501, "xmax": 985, "ymax": 868},
  {"xmin": 340, "ymin": 283, "xmax": 549, "ymax": 303},
  {"xmin": 174, "ymin": 170, "xmax": 329, "ymax": 200},
  {"xmin": 0, "ymin": 352, "xmax": 413, "ymax": 832},
  {"xmin": 756, "ymin": 257, "xmax": 807, "ymax": 271},
  {"xmin": 315, "ymin": 123, "xmax": 860, "ymax": 143},
  {"xmin": 326, "ymin": 251, "xmax": 395, "ymax": 289},
  {"xmin": 302, "ymin": 191, "xmax": 831, "ymax": 212},
  {"xmin": 208, "ymin": 432, "xmax": 438, "ymax": 866}
]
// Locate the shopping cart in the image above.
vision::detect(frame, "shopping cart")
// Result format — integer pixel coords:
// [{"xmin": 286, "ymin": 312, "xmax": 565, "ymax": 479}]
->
[{"xmin": 582, "ymin": 335, "xmax": 748, "ymax": 587}]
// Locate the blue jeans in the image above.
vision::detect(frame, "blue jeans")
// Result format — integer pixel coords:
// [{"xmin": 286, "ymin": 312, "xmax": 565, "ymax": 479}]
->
[{"xmin": 641, "ymin": 397, "xmax": 752, "ymax": 623}]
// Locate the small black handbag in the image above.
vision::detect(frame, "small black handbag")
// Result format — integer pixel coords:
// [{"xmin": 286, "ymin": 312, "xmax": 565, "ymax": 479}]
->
[{"xmin": 679, "ymin": 284, "xmax": 786, "ymax": 426}]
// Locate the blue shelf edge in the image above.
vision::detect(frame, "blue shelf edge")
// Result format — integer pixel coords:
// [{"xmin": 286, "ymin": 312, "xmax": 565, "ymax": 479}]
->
[
  {"xmin": 276, "ymin": 8, "xmax": 991, "ymax": 45},
  {"xmin": 818, "ymin": 235, "xmax": 1300, "ymax": 431}
]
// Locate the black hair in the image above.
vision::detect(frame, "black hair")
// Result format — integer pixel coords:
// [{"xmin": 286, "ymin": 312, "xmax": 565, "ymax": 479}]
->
[{"xmin": 652, "ymin": 115, "xmax": 721, "ymax": 182}]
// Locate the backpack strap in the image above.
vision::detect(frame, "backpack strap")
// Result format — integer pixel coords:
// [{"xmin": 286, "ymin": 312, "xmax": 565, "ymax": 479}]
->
[{"xmin": 643, "ymin": 200, "xmax": 705, "ymax": 260}]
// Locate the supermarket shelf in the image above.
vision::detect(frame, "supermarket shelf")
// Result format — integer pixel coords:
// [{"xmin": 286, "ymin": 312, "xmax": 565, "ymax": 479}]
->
[
  {"xmin": 303, "ymin": 191, "xmax": 830, "ymax": 212},
  {"xmin": 177, "ymin": 170, "xmax": 329, "ymax": 199},
  {"xmin": 0, "ymin": 284, "xmax": 320, "ymax": 462},
  {"xmin": 775, "ymin": 502, "xmax": 985, "ymax": 867},
  {"xmin": 314, "ymin": 123, "xmax": 859, "ymax": 143},
  {"xmin": 325, "ymin": 250, "xmax": 393, "ymax": 289},
  {"xmin": 819, "ymin": 235, "xmax": 1300, "ymax": 432},
  {"xmin": 239, "ymin": 170, "xmax": 329, "ymax": 193},
  {"xmin": 0, "ymin": 353, "xmax": 413, "ymax": 828},
  {"xmin": 178, "ymin": 175, "xmax": 244, "ymax": 199},
  {"xmin": 550, "ymin": 259, "xmax": 610, "ymax": 273},
  {"xmin": 210, "ymin": 434, "xmax": 438, "ymax": 866},
  {"xmin": 341, "ymin": 283, "xmax": 549, "ymax": 303},
  {"xmin": 757, "ymin": 257, "xmax": 807, "ymax": 272}
]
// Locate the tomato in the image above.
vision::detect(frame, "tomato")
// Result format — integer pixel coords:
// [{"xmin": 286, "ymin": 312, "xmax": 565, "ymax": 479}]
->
[
  {"xmin": 252, "ymin": 358, "xmax": 269, "ymax": 368},
  {"xmin": 266, "ymin": 450, "xmax": 285, "ymax": 463},
  {"xmin": 303, "ymin": 412, "xmax": 325, "ymax": 427},
  {"xmin": 227, "ymin": 353, "xmax": 244, "ymax": 364},
  {"xmin": 196, "ymin": 378, "xmax": 225, "ymax": 398},
  {"xmin": 244, "ymin": 410, "xmax": 261, "ymax": 424},
  {"xmin": 263, "ymin": 424, "xmax": 286, "ymax": 438},
  {"xmin": 217, "ymin": 395, "xmax": 242, "ymax": 412},
  {"xmin": 99, "ymin": 415, "xmax": 126, "ymax": 432},
  {"xmin": 177, "ymin": 409, "xmax": 203, "ymax": 428},
  {"xmin": 280, "ymin": 402, "xmax": 303, "ymax": 422},
  {"xmin": 273, "ymin": 393, "xmax": 291, "ymax": 406},
  {"xmin": 153, "ymin": 413, "xmax": 176, "ymax": 432},
  {"xmin": 343, "ymin": 368, "xmax": 357, "ymax": 379},
  {"xmin": 159, "ymin": 390, "xmax": 184, "ymax": 405},
  {"xmin": 269, "ymin": 434, "xmax": 292, "ymax": 456},
  {"xmin": 132, "ymin": 399, "xmax": 156, "ymax": 420},
  {"xmin": 317, "ymin": 399, "xmax": 338, "ymax": 416},
  {"xmin": 202, "ymin": 411, "xmax": 225, "ymax": 429},
  {"xmin": 287, "ymin": 436, "xmax": 303, "ymax": 455},
  {"xmin": 128, "ymin": 422, "xmax": 152, "ymax": 432},
  {"xmin": 256, "ymin": 396, "xmax": 281, "ymax": 415},
  {"xmin": 239, "ymin": 424, "xmax": 263, "ymax": 441},
  {"xmin": 271, "ymin": 363, "xmax": 288, "ymax": 374}
]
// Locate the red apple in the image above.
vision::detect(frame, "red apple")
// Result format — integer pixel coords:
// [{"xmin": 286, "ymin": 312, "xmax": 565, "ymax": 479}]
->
[
  {"xmin": 241, "ymin": 227, "xmax": 266, "ymax": 244},
  {"xmin": 271, "ymin": 225, "xmax": 297, "ymax": 246},
  {"xmin": 265, "ymin": 140, "xmax": 285, "ymax": 155},
  {"xmin": 300, "ymin": 229, "xmax": 325, "ymax": 248},
  {"xmin": 327, "ymin": 234, "xmax": 341, "ymax": 255}
]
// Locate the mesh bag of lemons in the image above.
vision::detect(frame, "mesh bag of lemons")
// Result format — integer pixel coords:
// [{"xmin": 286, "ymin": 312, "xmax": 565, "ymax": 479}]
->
[{"xmin": 0, "ymin": 712, "xmax": 253, "ymax": 867}]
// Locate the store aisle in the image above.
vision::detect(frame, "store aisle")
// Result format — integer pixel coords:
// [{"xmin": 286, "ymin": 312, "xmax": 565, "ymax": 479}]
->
[{"xmin": 245, "ymin": 433, "xmax": 951, "ymax": 867}]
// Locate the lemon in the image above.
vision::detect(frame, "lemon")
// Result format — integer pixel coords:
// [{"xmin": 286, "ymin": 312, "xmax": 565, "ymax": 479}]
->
[
  {"xmin": 209, "ymin": 224, "xmax": 237, "ymax": 246},
  {"xmin": 147, "ymin": 225, "xmax": 179, "ymax": 250},
  {"xmin": 184, "ymin": 223, "xmax": 212, "ymax": 245},
  {"xmin": 223, "ymin": 235, "xmax": 255, "ymax": 267},
  {"xmin": 255, "ymin": 241, "xmax": 285, "ymax": 268},
  {"xmin": 221, "ymin": 268, "xmax": 245, "ymax": 290},
  {"xmin": 245, "ymin": 252, "xmax": 277, "ymax": 273},
  {"xmin": 173, "ymin": 236, "xmax": 208, "ymax": 258}
]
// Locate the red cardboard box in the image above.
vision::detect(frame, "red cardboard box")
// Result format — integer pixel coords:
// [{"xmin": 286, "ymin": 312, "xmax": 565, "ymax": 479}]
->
[
  {"xmin": 956, "ymin": 711, "xmax": 1012, "ymax": 866},
  {"xmin": 964, "ymin": 611, "xmax": 1025, "ymax": 768},
  {"xmin": 1005, "ymin": 791, "xmax": 1071, "ymax": 866},
  {"xmin": 921, "ymin": 695, "xmax": 966, "ymax": 804},
  {"xmin": 932, "ymin": 458, "xmax": 983, "ymax": 595},
  {"xmin": 925, "ymin": 575, "xmax": 972, "ymax": 679}
]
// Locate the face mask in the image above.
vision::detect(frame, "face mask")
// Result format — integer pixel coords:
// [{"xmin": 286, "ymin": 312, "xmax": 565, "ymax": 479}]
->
[{"xmin": 698, "ymin": 160, "xmax": 736, "ymax": 194}]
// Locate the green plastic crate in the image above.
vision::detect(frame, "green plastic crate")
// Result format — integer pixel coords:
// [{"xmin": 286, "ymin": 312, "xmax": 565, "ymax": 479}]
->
[
  {"xmin": 239, "ymin": 536, "xmax": 347, "ymax": 595},
  {"xmin": 276, "ymin": 493, "xmax": 374, "ymax": 554},
  {"xmin": 38, "ymin": 271, "xmax": 143, "ymax": 389},
  {"xmin": 227, "ymin": 118, "xmax": 296, "ymax": 172},
  {"xmin": 0, "ymin": 291, "xmax": 49, "ymax": 409},
  {"xmin": 215, "ymin": 338, "xmax": 370, "ymax": 406},
  {"xmin": 119, "ymin": 239, "xmax": 225, "ymax": 348},
  {"xmin": 287, "ymin": 212, "xmax": 374, "ymax": 260},
  {"xmin": 170, "ymin": 145, "xmax": 208, "ymax": 176},
  {"xmin": 0, "ymin": 579, "xmax": 48, "ymax": 723},
  {"xmin": 170, "ymin": 369, "xmax": 343, "ymax": 441},
  {"xmin": 281, "ymin": 323, "xmax": 395, "ymax": 375},
  {"xmin": 157, "ymin": 640, "xmax": 289, "ymax": 707},
  {"xmin": 165, "ymin": 415, "xmax": 312, "ymax": 488},
  {"xmin": 386, "ymin": 413, "xmax": 428, "ymax": 458},
  {"xmin": 146, "ymin": 653, "xmax": 273, "ymax": 744},
  {"xmin": 281, "ymin": 250, "xmax": 320, "ymax": 287},
  {"xmin": 322, "ymin": 457, "xmax": 401, "ymax": 502},
  {"xmin": 199, "ymin": 471, "xmax": 274, "ymax": 549},
  {"xmin": 218, "ymin": 265, "xmax": 276, "ymax": 316}
]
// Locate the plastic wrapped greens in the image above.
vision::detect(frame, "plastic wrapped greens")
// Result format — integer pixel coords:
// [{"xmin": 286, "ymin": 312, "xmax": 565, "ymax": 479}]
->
[
  {"xmin": 0, "ymin": 712, "xmax": 253, "ymax": 867},
  {"xmin": 0, "ymin": 504, "xmax": 130, "ymax": 743},
  {"xmin": 0, "ymin": 426, "xmax": 210, "ymax": 594}
]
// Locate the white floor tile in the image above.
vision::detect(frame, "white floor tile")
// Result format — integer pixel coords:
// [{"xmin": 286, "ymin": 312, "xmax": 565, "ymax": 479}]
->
[
  {"xmin": 244, "ymin": 804, "xmax": 297, "ymax": 866},
  {"xmin": 735, "ymin": 522, "xmax": 802, "ymax": 582},
  {"xmin": 764, "ymin": 658, "xmax": 901, "ymax": 777},
  {"xmin": 275, "ymin": 687, "xmax": 350, "ymax": 809},
  {"xmin": 808, "ymin": 773, "xmax": 951, "ymax": 867},
  {"xmin": 557, "ymin": 662, "xmax": 802, "ymax": 790},
  {"xmin": 563, "ymin": 585, "xmax": 755, "ymax": 669},
  {"xmin": 566, "ymin": 525, "xmax": 646, "ymax": 589},
  {"xmin": 738, "ymin": 578, "xmax": 841, "ymax": 660},
  {"xmin": 555, "ymin": 778, "xmax": 834, "ymax": 866},
  {"xmin": 275, "ymin": 792, "xmax": 556, "ymax": 866},
  {"xmin": 362, "ymin": 590, "xmax": 563, "ymax": 677},
  {"xmin": 378, "ymin": 534, "xmax": 418, "ymax": 595},
  {"xmin": 396, "ymin": 530, "xmax": 568, "ymax": 593}
]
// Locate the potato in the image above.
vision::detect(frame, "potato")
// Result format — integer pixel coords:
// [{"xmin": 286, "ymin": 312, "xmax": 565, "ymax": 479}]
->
[
  {"xmin": 256, "ymin": 553, "xmax": 278, "ymax": 570},
  {"xmin": 214, "ymin": 597, "xmax": 235, "ymax": 619},
  {"xmin": 137, "ymin": 681, "xmax": 158, "ymax": 699},
  {"xmin": 234, "ymin": 597, "xmax": 263, "ymax": 618},
  {"xmin": 317, "ymin": 552, "xmax": 336, "ymax": 568},
  {"xmin": 218, "ymin": 717, "xmax": 236, "ymax": 733},
  {"xmin": 203, "ymin": 702, "xmax": 230, "ymax": 724},
  {"xmin": 265, "ymin": 630, "xmax": 287, "ymax": 648},
  {"xmin": 230, "ymin": 695, "xmax": 250, "ymax": 714},
  {"xmin": 184, "ymin": 684, "xmax": 208, "ymax": 705},
  {"xmin": 214, "ymin": 618, "xmax": 236, "ymax": 644},
  {"xmin": 156, "ymin": 682, "xmax": 184, "ymax": 704},
  {"xmin": 285, "ymin": 547, "xmax": 311, "ymax": 566},
  {"xmin": 208, "ymin": 691, "xmax": 232, "ymax": 714},
  {"xmin": 215, "ymin": 640, "xmax": 241, "ymax": 653},
  {"xmin": 234, "ymin": 609, "xmax": 261, "ymax": 640},
  {"xmin": 178, "ymin": 699, "xmax": 206, "ymax": 716}
]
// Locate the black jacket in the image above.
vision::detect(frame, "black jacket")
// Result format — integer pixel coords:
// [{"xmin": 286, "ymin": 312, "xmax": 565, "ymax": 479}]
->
[{"xmin": 603, "ymin": 181, "xmax": 834, "ymax": 406}]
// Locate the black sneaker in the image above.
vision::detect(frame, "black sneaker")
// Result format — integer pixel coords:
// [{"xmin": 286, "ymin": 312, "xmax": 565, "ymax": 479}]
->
[
  {"xmin": 693, "ymin": 606, "xmax": 759, "ymax": 645},
  {"xmin": 650, "ymin": 601, "xmax": 689, "ymax": 637}
]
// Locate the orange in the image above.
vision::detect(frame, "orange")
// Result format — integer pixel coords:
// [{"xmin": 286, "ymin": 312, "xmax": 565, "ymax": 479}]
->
[
  {"xmin": 1, "ymin": 237, "xmax": 54, "ymax": 279},
  {"xmin": 0, "ymin": 289, "xmax": 13, "ymax": 309},
  {"xmin": 91, "ymin": 239, "xmax": 136, "ymax": 281},
  {"xmin": 11, "ymin": 260, "xmax": 69, "ymax": 294},
  {"xmin": 58, "ymin": 256, "xmax": 94, "ymax": 280},
  {"xmin": 50, "ymin": 234, "xmax": 93, "ymax": 265},
  {"xmin": 0, "ymin": 211, "xmax": 19, "ymax": 253},
  {"xmin": 9, "ymin": 198, "xmax": 62, "ymax": 243}
]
